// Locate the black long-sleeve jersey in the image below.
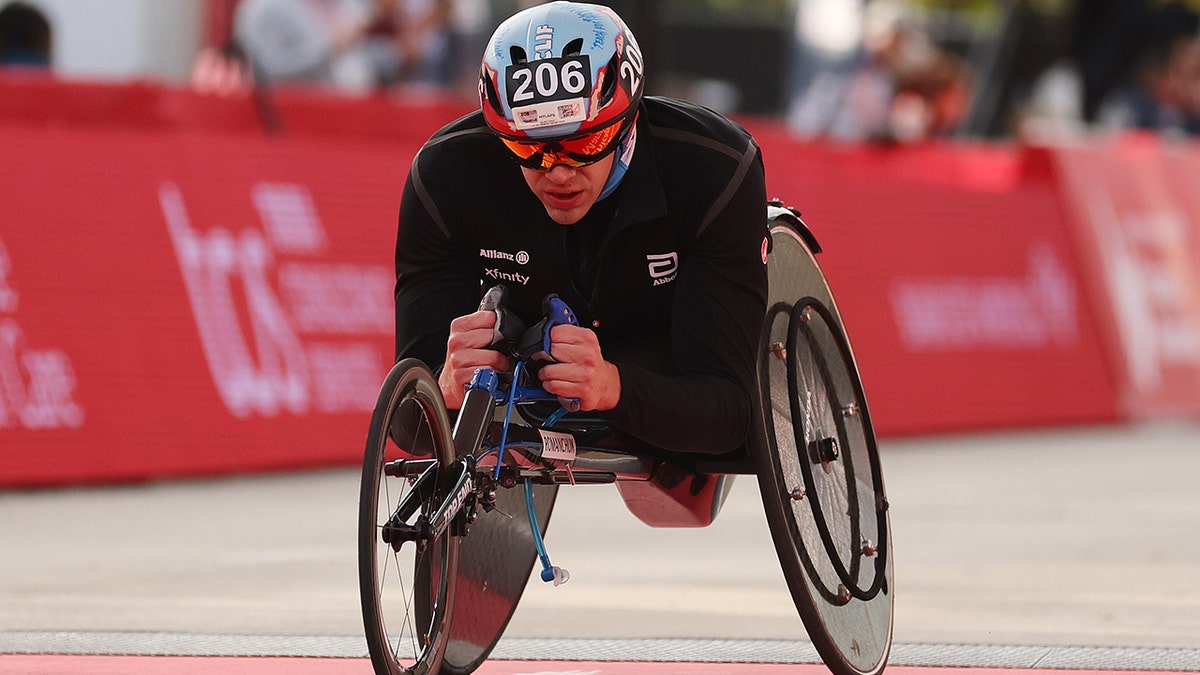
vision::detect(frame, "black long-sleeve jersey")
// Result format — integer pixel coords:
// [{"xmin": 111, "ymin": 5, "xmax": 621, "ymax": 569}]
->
[{"xmin": 394, "ymin": 96, "xmax": 768, "ymax": 455}]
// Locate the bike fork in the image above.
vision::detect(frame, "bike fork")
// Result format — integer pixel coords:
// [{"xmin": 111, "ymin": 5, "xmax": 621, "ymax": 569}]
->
[{"xmin": 381, "ymin": 456, "xmax": 476, "ymax": 549}]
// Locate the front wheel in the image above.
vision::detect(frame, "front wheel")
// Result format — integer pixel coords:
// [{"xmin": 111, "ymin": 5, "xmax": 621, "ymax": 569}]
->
[
  {"xmin": 755, "ymin": 222, "xmax": 893, "ymax": 675},
  {"xmin": 359, "ymin": 358, "xmax": 459, "ymax": 675}
]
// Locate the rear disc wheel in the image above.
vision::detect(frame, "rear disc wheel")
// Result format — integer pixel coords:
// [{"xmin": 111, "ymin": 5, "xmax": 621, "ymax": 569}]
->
[{"xmin": 756, "ymin": 223, "xmax": 893, "ymax": 675}]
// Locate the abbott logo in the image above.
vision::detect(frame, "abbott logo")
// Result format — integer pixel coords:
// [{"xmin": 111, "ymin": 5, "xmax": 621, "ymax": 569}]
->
[{"xmin": 647, "ymin": 252, "xmax": 678, "ymax": 286}]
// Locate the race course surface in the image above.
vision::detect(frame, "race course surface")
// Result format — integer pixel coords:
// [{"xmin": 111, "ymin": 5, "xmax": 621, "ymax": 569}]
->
[
  {"xmin": 2, "ymin": 423, "xmax": 1199, "ymax": 672},
  {"xmin": 1, "ymin": 640, "xmax": 1198, "ymax": 674},
  {"xmin": 0, "ymin": 655, "xmax": 1195, "ymax": 675},
  {"xmin": 2, "ymin": 633, "xmax": 1199, "ymax": 671}
]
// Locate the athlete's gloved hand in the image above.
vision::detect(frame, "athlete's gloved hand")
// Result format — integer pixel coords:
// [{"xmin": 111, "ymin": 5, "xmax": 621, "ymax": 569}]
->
[
  {"xmin": 437, "ymin": 286, "xmax": 521, "ymax": 409},
  {"xmin": 528, "ymin": 296, "xmax": 621, "ymax": 412},
  {"xmin": 478, "ymin": 284, "xmax": 527, "ymax": 358},
  {"xmin": 516, "ymin": 294, "xmax": 578, "ymax": 365}
]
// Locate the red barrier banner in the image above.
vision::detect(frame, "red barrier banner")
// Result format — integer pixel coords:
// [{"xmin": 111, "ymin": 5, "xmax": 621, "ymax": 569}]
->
[
  {"xmin": 1052, "ymin": 135, "xmax": 1200, "ymax": 418},
  {"xmin": 0, "ymin": 72, "xmax": 473, "ymax": 143},
  {"xmin": 0, "ymin": 125, "xmax": 422, "ymax": 486},
  {"xmin": 10, "ymin": 77, "xmax": 1199, "ymax": 486},
  {"xmin": 746, "ymin": 130, "xmax": 1123, "ymax": 435}
]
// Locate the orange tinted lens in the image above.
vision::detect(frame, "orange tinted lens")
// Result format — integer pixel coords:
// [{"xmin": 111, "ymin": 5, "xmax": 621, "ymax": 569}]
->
[
  {"xmin": 501, "ymin": 138, "xmax": 592, "ymax": 170},
  {"xmin": 500, "ymin": 137, "xmax": 545, "ymax": 161},
  {"xmin": 542, "ymin": 154, "xmax": 590, "ymax": 169},
  {"xmin": 500, "ymin": 121, "xmax": 625, "ymax": 169}
]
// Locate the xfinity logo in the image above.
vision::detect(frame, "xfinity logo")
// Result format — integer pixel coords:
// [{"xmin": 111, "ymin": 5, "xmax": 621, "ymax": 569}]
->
[
  {"xmin": 647, "ymin": 252, "xmax": 678, "ymax": 286},
  {"xmin": 480, "ymin": 249, "xmax": 529, "ymax": 265},
  {"xmin": 484, "ymin": 268, "xmax": 530, "ymax": 285}
]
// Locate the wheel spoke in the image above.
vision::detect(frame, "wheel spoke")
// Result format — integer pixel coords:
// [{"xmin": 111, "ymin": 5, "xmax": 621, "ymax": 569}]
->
[{"xmin": 359, "ymin": 359, "xmax": 457, "ymax": 675}]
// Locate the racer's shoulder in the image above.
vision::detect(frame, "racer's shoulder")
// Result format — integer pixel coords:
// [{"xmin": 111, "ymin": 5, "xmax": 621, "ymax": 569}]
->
[
  {"xmin": 416, "ymin": 111, "xmax": 500, "ymax": 162},
  {"xmin": 410, "ymin": 111, "xmax": 516, "ymax": 192},
  {"xmin": 641, "ymin": 96, "xmax": 758, "ymax": 158}
]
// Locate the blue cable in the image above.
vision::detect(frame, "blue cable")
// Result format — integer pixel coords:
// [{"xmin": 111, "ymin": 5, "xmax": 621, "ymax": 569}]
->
[
  {"xmin": 524, "ymin": 477, "xmax": 563, "ymax": 584},
  {"xmin": 494, "ymin": 361, "xmax": 569, "ymax": 585},
  {"xmin": 492, "ymin": 362, "xmax": 523, "ymax": 481},
  {"xmin": 542, "ymin": 405, "xmax": 570, "ymax": 428}
]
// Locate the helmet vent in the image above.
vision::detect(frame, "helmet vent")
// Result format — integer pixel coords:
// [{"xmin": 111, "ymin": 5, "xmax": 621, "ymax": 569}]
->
[
  {"xmin": 481, "ymin": 67, "xmax": 502, "ymax": 111},
  {"xmin": 562, "ymin": 38, "xmax": 584, "ymax": 57},
  {"xmin": 598, "ymin": 53, "xmax": 620, "ymax": 105},
  {"xmin": 509, "ymin": 46, "xmax": 528, "ymax": 65}
]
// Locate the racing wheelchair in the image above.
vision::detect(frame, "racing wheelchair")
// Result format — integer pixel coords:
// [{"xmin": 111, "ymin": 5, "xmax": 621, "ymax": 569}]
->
[{"xmin": 358, "ymin": 202, "xmax": 893, "ymax": 675}]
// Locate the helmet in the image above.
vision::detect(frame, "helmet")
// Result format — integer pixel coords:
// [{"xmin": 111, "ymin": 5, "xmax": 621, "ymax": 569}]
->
[{"xmin": 479, "ymin": 1, "xmax": 645, "ymax": 169}]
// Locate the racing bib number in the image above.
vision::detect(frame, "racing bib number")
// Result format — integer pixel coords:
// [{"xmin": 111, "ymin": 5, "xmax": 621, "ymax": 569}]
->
[
  {"xmin": 620, "ymin": 38, "xmax": 643, "ymax": 95},
  {"xmin": 537, "ymin": 428, "xmax": 577, "ymax": 462},
  {"xmin": 506, "ymin": 56, "xmax": 591, "ymax": 107}
]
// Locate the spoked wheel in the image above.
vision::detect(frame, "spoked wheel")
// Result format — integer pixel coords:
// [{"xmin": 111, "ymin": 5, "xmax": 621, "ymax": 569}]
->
[
  {"xmin": 359, "ymin": 358, "xmax": 458, "ymax": 675},
  {"xmin": 755, "ymin": 217, "xmax": 894, "ymax": 675}
]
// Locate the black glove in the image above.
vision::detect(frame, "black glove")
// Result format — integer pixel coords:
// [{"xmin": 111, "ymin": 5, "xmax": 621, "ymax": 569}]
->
[
  {"xmin": 478, "ymin": 284, "xmax": 527, "ymax": 359},
  {"xmin": 517, "ymin": 294, "xmax": 579, "ymax": 366}
]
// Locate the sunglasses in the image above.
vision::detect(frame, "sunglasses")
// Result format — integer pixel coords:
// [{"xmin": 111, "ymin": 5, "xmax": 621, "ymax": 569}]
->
[{"xmin": 500, "ymin": 114, "xmax": 634, "ymax": 171}]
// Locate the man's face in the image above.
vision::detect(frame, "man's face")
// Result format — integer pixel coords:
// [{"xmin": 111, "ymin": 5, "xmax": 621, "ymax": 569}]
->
[{"xmin": 521, "ymin": 153, "xmax": 616, "ymax": 225}]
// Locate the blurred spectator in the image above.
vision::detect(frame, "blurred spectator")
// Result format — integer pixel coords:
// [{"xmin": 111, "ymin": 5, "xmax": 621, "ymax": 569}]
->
[
  {"xmin": 1015, "ymin": 58, "xmax": 1087, "ymax": 140},
  {"xmin": 230, "ymin": 0, "xmax": 460, "ymax": 94},
  {"xmin": 1098, "ymin": 27, "xmax": 1200, "ymax": 137},
  {"xmin": 0, "ymin": 1, "xmax": 51, "ymax": 69},
  {"xmin": 787, "ymin": 0, "xmax": 972, "ymax": 143},
  {"xmin": 233, "ymin": 0, "xmax": 374, "ymax": 91},
  {"xmin": 354, "ymin": 0, "xmax": 454, "ymax": 88},
  {"xmin": 190, "ymin": 41, "xmax": 254, "ymax": 96},
  {"xmin": 862, "ymin": 0, "xmax": 972, "ymax": 141},
  {"xmin": 443, "ymin": 0, "xmax": 497, "ymax": 95},
  {"xmin": 190, "ymin": 35, "xmax": 285, "ymax": 134},
  {"xmin": 396, "ymin": 0, "xmax": 454, "ymax": 86},
  {"xmin": 785, "ymin": 0, "xmax": 869, "ymax": 137},
  {"xmin": 1074, "ymin": 0, "xmax": 1200, "ymax": 123}
]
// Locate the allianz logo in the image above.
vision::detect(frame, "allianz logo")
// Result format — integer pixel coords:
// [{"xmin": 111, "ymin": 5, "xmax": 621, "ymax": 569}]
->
[{"xmin": 480, "ymin": 249, "xmax": 530, "ymax": 265}]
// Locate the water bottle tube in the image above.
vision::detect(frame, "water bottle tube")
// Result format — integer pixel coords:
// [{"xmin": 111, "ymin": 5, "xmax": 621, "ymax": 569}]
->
[
  {"xmin": 523, "ymin": 476, "xmax": 564, "ymax": 584},
  {"xmin": 542, "ymin": 405, "xmax": 570, "ymax": 428}
]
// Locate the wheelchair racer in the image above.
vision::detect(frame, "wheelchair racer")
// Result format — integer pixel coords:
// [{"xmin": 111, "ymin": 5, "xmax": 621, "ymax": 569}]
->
[{"xmin": 394, "ymin": 1, "xmax": 768, "ymax": 456}]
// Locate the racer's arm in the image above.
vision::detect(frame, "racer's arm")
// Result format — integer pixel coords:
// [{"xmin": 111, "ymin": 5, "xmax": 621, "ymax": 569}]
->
[
  {"xmin": 537, "ymin": 324, "xmax": 622, "ymax": 411},
  {"xmin": 394, "ymin": 165, "xmax": 509, "ymax": 409},
  {"xmin": 548, "ymin": 145, "xmax": 769, "ymax": 455}
]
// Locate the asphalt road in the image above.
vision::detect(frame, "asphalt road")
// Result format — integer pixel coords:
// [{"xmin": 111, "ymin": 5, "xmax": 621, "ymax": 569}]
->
[{"xmin": 2, "ymin": 422, "xmax": 1198, "ymax": 651}]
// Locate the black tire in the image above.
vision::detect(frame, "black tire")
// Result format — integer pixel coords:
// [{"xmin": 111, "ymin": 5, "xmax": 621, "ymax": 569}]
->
[
  {"xmin": 359, "ymin": 359, "xmax": 458, "ymax": 675},
  {"xmin": 755, "ymin": 221, "xmax": 894, "ymax": 675}
]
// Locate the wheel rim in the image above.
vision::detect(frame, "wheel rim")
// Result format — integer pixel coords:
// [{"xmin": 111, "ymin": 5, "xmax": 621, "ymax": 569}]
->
[
  {"xmin": 759, "ymin": 224, "xmax": 893, "ymax": 675},
  {"xmin": 360, "ymin": 362, "xmax": 457, "ymax": 675},
  {"xmin": 787, "ymin": 300, "xmax": 888, "ymax": 602}
]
